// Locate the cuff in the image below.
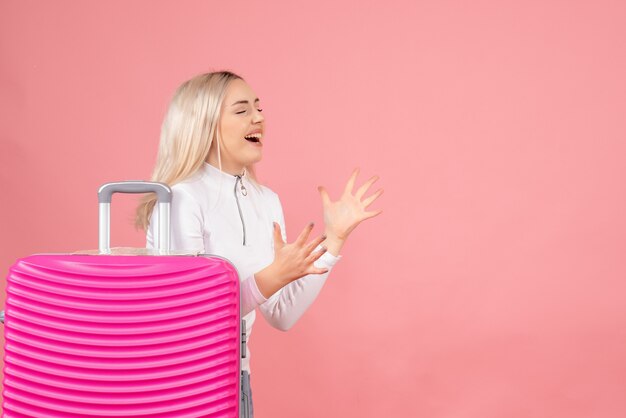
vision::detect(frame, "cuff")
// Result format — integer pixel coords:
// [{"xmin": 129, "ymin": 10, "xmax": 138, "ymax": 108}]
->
[
  {"xmin": 245, "ymin": 274, "xmax": 268, "ymax": 305},
  {"xmin": 313, "ymin": 243, "xmax": 342, "ymax": 269}
]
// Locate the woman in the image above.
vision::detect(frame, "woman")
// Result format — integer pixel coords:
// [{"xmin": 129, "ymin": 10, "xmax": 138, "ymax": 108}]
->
[{"xmin": 135, "ymin": 71, "xmax": 383, "ymax": 415}]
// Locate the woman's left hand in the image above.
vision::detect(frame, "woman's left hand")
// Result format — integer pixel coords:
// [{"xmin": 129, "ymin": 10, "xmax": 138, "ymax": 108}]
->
[{"xmin": 317, "ymin": 168, "xmax": 383, "ymax": 254}]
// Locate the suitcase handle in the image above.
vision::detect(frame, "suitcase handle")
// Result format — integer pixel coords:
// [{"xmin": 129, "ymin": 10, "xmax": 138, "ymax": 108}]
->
[{"xmin": 98, "ymin": 181, "xmax": 172, "ymax": 254}]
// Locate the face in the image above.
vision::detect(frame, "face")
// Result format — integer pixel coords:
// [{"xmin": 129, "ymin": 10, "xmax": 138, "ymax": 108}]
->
[{"xmin": 207, "ymin": 78, "xmax": 265, "ymax": 174}]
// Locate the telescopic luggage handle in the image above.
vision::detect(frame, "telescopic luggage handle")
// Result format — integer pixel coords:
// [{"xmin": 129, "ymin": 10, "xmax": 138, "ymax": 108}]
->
[
  {"xmin": 0, "ymin": 182, "xmax": 173, "ymax": 324},
  {"xmin": 98, "ymin": 181, "xmax": 172, "ymax": 254}
]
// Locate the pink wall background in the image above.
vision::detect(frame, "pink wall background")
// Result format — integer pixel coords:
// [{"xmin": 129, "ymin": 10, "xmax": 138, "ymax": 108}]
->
[{"xmin": 1, "ymin": 0, "xmax": 625, "ymax": 416}]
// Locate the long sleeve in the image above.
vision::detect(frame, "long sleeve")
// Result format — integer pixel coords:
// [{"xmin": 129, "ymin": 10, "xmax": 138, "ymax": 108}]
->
[
  {"xmin": 258, "ymin": 194, "xmax": 342, "ymax": 331},
  {"xmin": 146, "ymin": 185, "xmax": 269, "ymax": 318},
  {"xmin": 240, "ymin": 275, "xmax": 267, "ymax": 317}
]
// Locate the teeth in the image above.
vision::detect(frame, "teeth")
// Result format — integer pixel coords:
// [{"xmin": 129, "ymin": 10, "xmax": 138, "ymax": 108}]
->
[{"xmin": 244, "ymin": 133, "xmax": 262, "ymax": 139}]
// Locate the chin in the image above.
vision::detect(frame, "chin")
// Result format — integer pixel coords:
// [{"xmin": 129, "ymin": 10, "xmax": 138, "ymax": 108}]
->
[{"xmin": 248, "ymin": 153, "xmax": 263, "ymax": 164}]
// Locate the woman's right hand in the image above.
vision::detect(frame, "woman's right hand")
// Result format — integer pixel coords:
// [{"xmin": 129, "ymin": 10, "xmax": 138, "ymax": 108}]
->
[{"xmin": 254, "ymin": 222, "xmax": 329, "ymax": 298}]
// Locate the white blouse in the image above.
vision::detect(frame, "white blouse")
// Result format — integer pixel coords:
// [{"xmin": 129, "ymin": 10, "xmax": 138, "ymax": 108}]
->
[{"xmin": 146, "ymin": 162, "xmax": 341, "ymax": 373}]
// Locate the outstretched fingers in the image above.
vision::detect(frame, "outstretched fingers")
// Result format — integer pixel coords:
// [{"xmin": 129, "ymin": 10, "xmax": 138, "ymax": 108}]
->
[
  {"xmin": 363, "ymin": 209, "xmax": 383, "ymax": 220},
  {"xmin": 305, "ymin": 232, "xmax": 327, "ymax": 254},
  {"xmin": 305, "ymin": 245, "xmax": 330, "ymax": 274},
  {"xmin": 343, "ymin": 167, "xmax": 360, "ymax": 197},
  {"xmin": 362, "ymin": 188, "xmax": 384, "ymax": 208},
  {"xmin": 355, "ymin": 175, "xmax": 379, "ymax": 200},
  {"xmin": 318, "ymin": 186, "xmax": 331, "ymax": 207},
  {"xmin": 295, "ymin": 222, "xmax": 315, "ymax": 246},
  {"xmin": 273, "ymin": 222, "xmax": 285, "ymax": 249}
]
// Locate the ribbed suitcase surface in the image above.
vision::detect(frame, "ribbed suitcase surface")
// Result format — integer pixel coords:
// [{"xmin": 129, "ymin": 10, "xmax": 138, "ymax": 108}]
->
[{"xmin": 2, "ymin": 254, "xmax": 241, "ymax": 417}]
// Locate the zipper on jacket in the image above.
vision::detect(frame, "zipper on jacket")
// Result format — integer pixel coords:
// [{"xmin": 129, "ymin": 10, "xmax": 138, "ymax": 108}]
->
[{"xmin": 234, "ymin": 174, "xmax": 247, "ymax": 245}]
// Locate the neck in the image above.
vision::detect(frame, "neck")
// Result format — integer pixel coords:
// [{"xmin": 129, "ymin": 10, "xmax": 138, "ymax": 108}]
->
[{"xmin": 205, "ymin": 156, "xmax": 245, "ymax": 177}]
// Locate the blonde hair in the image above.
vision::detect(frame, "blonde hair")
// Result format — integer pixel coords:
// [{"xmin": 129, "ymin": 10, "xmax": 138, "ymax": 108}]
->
[{"xmin": 135, "ymin": 70, "xmax": 261, "ymax": 230}]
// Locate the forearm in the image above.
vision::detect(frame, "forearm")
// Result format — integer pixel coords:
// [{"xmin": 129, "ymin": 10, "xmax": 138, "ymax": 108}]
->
[
  {"xmin": 240, "ymin": 264, "xmax": 293, "ymax": 317},
  {"xmin": 254, "ymin": 236, "xmax": 342, "ymax": 299},
  {"xmin": 258, "ymin": 248, "xmax": 341, "ymax": 331},
  {"xmin": 240, "ymin": 275, "xmax": 268, "ymax": 317},
  {"xmin": 254, "ymin": 265, "xmax": 288, "ymax": 299}
]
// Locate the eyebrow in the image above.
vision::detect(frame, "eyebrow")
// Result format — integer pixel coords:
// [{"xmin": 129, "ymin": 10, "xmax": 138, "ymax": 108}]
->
[{"xmin": 230, "ymin": 98, "xmax": 260, "ymax": 106}]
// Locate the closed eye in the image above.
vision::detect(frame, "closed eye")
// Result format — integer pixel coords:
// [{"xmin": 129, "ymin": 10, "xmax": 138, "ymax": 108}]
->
[{"xmin": 236, "ymin": 108, "xmax": 263, "ymax": 114}]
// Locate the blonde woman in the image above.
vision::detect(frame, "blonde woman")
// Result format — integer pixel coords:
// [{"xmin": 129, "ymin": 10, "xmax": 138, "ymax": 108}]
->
[{"xmin": 136, "ymin": 71, "xmax": 383, "ymax": 415}]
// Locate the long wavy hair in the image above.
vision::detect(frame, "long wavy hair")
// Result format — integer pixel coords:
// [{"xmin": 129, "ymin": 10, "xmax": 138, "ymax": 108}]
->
[{"xmin": 135, "ymin": 70, "xmax": 260, "ymax": 230}]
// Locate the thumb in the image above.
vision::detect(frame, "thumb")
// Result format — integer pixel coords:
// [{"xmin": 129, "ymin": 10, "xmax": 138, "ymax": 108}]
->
[
  {"xmin": 318, "ymin": 186, "xmax": 331, "ymax": 206},
  {"xmin": 273, "ymin": 222, "xmax": 285, "ymax": 249}
]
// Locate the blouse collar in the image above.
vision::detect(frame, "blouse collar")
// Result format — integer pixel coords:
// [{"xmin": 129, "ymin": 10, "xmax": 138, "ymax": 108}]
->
[{"xmin": 201, "ymin": 162, "xmax": 246, "ymax": 181}]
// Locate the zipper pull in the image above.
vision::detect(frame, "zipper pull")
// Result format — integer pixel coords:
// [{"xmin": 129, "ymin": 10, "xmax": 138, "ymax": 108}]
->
[{"xmin": 238, "ymin": 171, "xmax": 248, "ymax": 196}]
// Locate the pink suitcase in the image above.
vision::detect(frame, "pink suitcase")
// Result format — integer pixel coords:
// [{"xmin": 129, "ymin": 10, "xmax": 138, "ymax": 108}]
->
[{"xmin": 2, "ymin": 182, "xmax": 249, "ymax": 417}]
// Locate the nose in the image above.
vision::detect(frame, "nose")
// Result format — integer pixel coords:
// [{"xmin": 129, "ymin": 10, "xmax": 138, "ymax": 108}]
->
[{"xmin": 252, "ymin": 108, "xmax": 264, "ymax": 123}]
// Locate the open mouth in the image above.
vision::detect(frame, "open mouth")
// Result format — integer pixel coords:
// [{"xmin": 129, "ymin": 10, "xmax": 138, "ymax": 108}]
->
[{"xmin": 244, "ymin": 133, "xmax": 262, "ymax": 143}]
